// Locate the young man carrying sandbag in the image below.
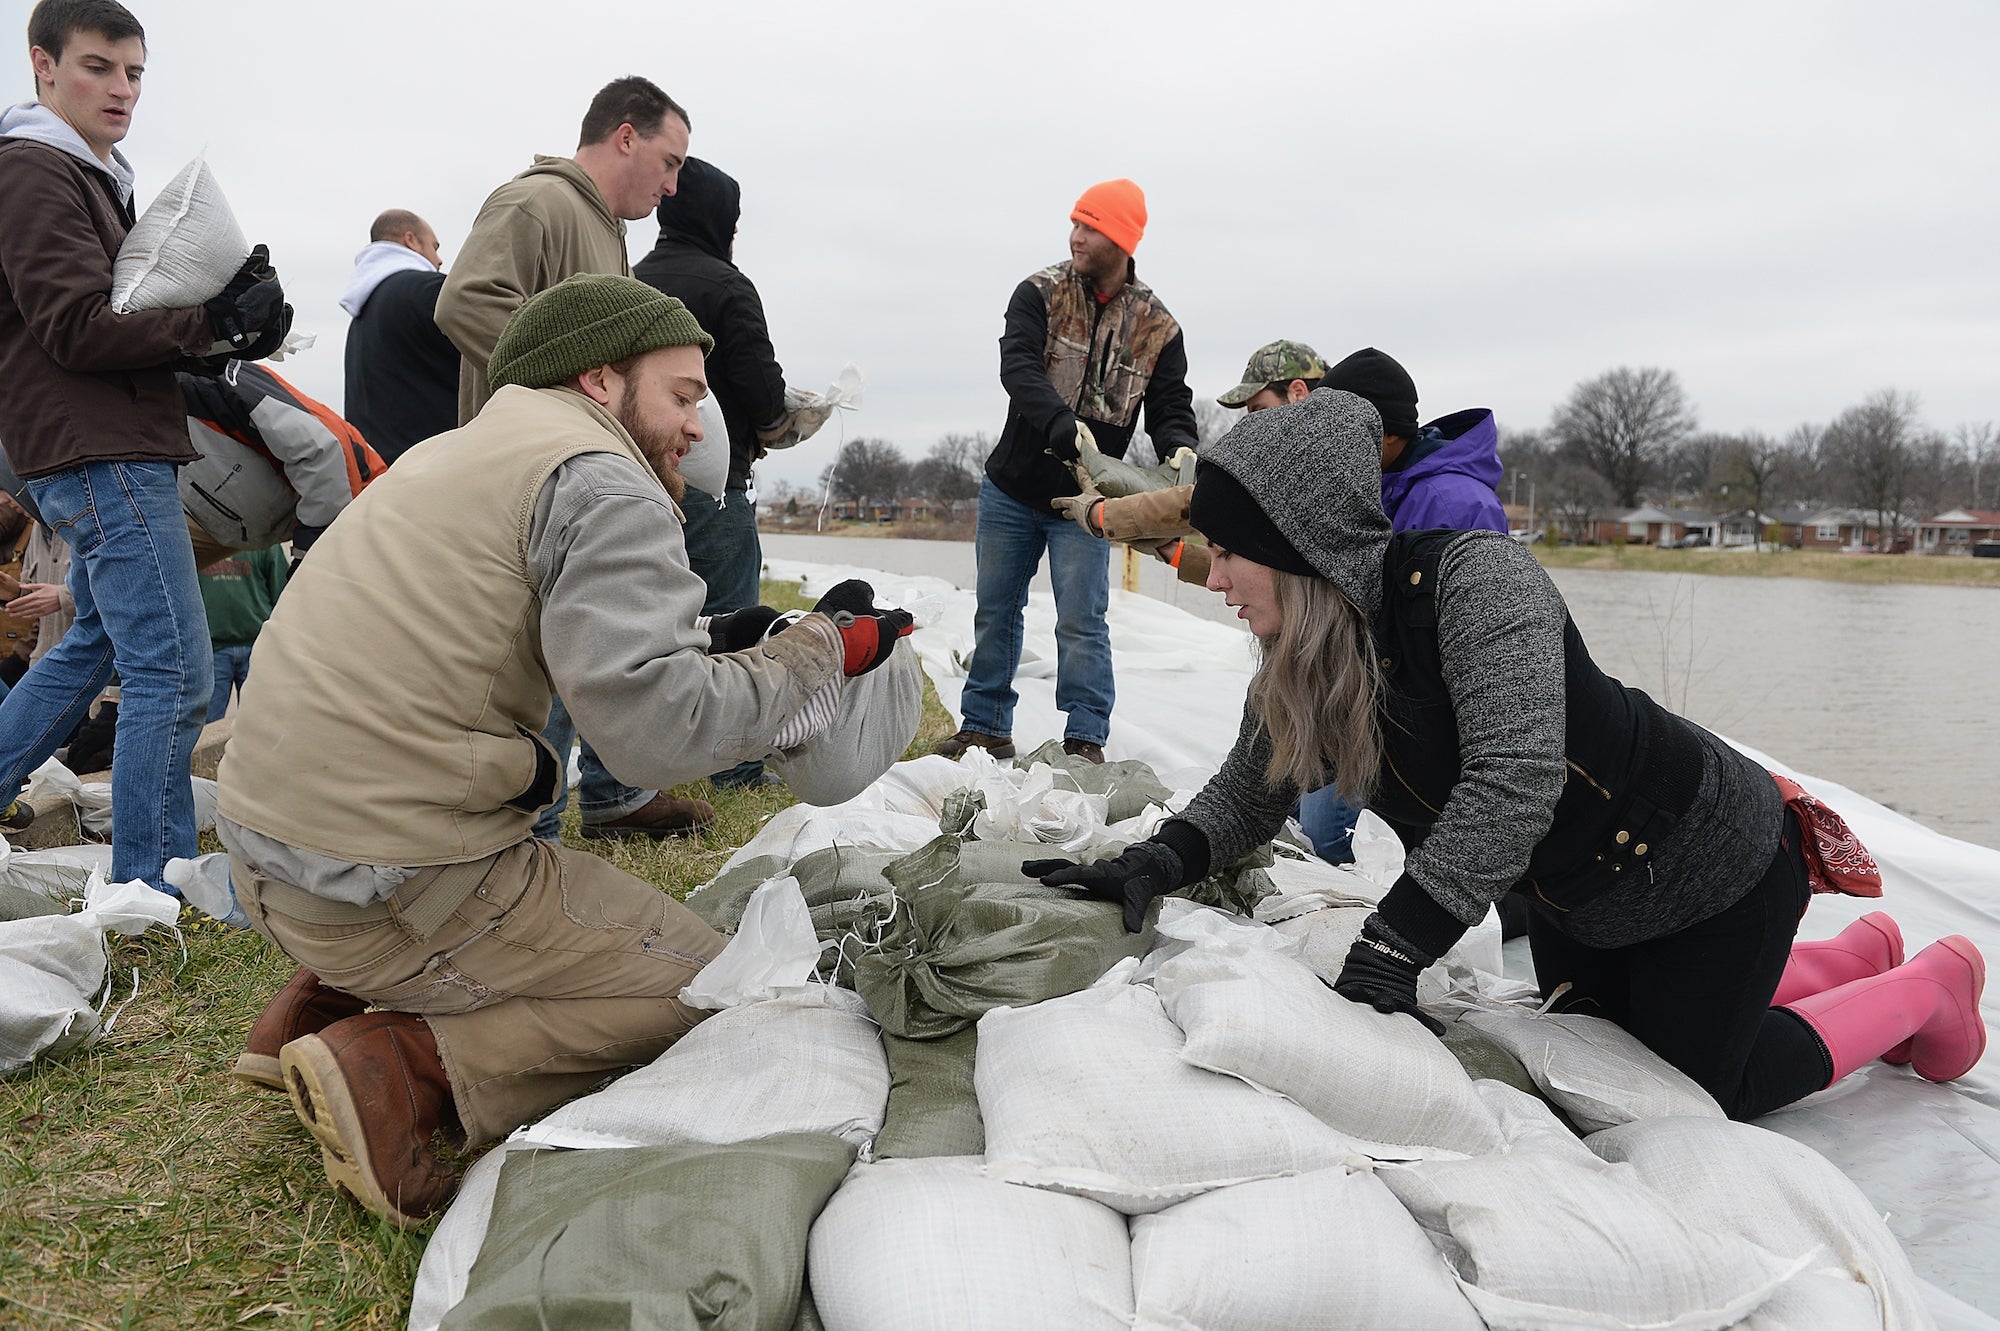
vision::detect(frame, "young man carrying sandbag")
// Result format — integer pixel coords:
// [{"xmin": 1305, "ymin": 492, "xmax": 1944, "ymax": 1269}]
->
[
  {"xmin": 0, "ymin": 0, "xmax": 292, "ymax": 888},
  {"xmin": 217, "ymin": 275, "xmax": 914, "ymax": 1227}
]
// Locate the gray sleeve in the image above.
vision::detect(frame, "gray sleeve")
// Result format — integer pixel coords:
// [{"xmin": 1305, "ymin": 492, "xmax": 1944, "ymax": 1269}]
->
[
  {"xmin": 1175, "ymin": 701, "xmax": 1302, "ymax": 869},
  {"xmin": 526, "ymin": 454, "xmax": 842, "ymax": 788},
  {"xmin": 247, "ymin": 395, "xmax": 354, "ymax": 530},
  {"xmin": 1406, "ymin": 531, "xmax": 1570, "ymax": 924}
]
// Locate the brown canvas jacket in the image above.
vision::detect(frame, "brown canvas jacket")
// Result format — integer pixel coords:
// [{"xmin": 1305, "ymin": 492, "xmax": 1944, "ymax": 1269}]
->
[{"xmin": 0, "ymin": 139, "xmax": 214, "ymax": 479}]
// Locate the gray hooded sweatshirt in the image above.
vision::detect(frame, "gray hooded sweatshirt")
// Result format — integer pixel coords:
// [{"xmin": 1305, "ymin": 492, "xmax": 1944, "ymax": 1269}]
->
[{"xmin": 1173, "ymin": 388, "xmax": 1779, "ymax": 951}]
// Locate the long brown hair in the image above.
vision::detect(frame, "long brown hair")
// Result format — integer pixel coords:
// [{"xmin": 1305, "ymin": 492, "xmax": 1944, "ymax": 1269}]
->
[{"xmin": 1247, "ymin": 570, "xmax": 1382, "ymax": 799}]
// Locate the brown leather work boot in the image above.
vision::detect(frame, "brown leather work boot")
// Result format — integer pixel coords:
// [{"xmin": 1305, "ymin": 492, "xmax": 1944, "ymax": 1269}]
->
[
  {"xmin": 1062, "ymin": 739, "xmax": 1106, "ymax": 764},
  {"xmin": 935, "ymin": 729, "xmax": 1016, "ymax": 760},
  {"xmin": 234, "ymin": 966, "xmax": 370, "ymax": 1090},
  {"xmin": 281, "ymin": 1011, "xmax": 459, "ymax": 1228},
  {"xmin": 581, "ymin": 791, "xmax": 716, "ymax": 840}
]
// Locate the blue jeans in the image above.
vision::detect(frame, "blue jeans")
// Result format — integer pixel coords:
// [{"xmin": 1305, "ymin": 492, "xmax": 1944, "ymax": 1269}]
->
[
  {"xmin": 958, "ymin": 478, "xmax": 1113, "ymax": 746},
  {"xmin": 209, "ymin": 643, "xmax": 253, "ymax": 722},
  {"xmin": 1297, "ymin": 785, "xmax": 1364, "ymax": 866},
  {"xmin": 530, "ymin": 693, "xmax": 654, "ymax": 839},
  {"xmin": 680, "ymin": 486, "xmax": 766, "ymax": 788},
  {"xmin": 0, "ymin": 461, "xmax": 211, "ymax": 889},
  {"xmin": 679, "ymin": 486, "xmax": 762, "ymax": 616}
]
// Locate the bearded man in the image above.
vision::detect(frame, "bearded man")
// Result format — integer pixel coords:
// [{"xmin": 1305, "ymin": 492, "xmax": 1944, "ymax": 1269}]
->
[{"xmin": 214, "ymin": 275, "xmax": 913, "ymax": 1226}]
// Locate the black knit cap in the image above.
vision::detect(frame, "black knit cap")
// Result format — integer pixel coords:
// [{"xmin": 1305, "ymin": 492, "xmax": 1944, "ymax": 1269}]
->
[
  {"xmin": 1187, "ymin": 460, "xmax": 1318, "ymax": 576},
  {"xmin": 1324, "ymin": 347, "xmax": 1419, "ymax": 439}
]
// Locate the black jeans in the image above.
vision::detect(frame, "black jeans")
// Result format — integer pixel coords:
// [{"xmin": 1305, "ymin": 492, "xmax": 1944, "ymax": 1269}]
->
[{"xmin": 1527, "ymin": 809, "xmax": 1831, "ymax": 1120}]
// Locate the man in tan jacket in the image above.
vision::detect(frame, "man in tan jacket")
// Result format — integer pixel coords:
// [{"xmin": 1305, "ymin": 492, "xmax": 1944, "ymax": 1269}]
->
[
  {"xmin": 435, "ymin": 74, "xmax": 704, "ymax": 841},
  {"xmin": 217, "ymin": 276, "xmax": 914, "ymax": 1226}
]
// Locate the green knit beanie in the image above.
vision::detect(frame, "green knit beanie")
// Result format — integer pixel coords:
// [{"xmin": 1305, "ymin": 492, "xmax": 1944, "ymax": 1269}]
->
[{"xmin": 488, "ymin": 274, "xmax": 713, "ymax": 391}]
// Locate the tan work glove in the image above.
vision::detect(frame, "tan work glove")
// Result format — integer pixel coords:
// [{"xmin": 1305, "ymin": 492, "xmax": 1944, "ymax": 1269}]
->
[{"xmin": 1050, "ymin": 489, "xmax": 1106, "ymax": 538}]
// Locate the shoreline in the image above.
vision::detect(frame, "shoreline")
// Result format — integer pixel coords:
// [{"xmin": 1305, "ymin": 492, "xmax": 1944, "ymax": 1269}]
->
[{"xmin": 762, "ymin": 523, "xmax": 2000, "ymax": 589}]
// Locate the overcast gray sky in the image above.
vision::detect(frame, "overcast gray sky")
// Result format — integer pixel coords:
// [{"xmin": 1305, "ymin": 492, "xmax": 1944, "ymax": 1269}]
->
[{"xmin": 15, "ymin": 0, "xmax": 1999, "ymax": 492}]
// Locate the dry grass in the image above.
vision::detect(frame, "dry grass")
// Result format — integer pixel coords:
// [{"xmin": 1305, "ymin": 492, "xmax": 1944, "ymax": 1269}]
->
[
  {"xmin": 1534, "ymin": 542, "xmax": 2000, "ymax": 588},
  {"xmin": 0, "ymin": 580, "xmax": 956, "ymax": 1330}
]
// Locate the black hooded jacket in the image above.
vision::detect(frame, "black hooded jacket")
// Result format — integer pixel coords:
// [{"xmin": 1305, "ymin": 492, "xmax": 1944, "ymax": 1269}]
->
[{"xmin": 633, "ymin": 159, "xmax": 787, "ymax": 492}]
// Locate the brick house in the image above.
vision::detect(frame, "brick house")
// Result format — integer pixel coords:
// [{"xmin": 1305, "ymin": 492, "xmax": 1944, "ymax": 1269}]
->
[{"xmin": 1914, "ymin": 508, "xmax": 2000, "ymax": 555}]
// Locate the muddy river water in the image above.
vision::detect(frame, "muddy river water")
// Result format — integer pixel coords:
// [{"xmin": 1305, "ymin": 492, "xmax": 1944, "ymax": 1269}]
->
[{"xmin": 763, "ymin": 534, "xmax": 1998, "ymax": 849}]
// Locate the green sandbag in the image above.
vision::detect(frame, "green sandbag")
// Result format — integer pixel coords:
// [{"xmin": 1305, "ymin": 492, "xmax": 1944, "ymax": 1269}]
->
[
  {"xmin": 0, "ymin": 881, "xmax": 68, "ymax": 922},
  {"xmin": 873, "ymin": 1027, "xmax": 984, "ymax": 1160},
  {"xmin": 687, "ymin": 845, "xmax": 904, "ymax": 942},
  {"xmin": 1010, "ymin": 741, "xmax": 1175, "ymax": 822},
  {"xmin": 1441, "ymin": 1021, "xmax": 1582, "ymax": 1133},
  {"xmin": 441, "ymin": 1133, "xmax": 856, "ymax": 1331},
  {"xmin": 1075, "ymin": 428, "xmax": 1196, "ymax": 498},
  {"xmin": 849, "ymin": 836, "xmax": 1151, "ymax": 1039}
]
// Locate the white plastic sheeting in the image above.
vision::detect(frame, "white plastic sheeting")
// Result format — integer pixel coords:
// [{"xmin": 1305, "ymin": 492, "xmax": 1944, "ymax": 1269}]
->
[{"xmin": 0, "ymin": 872, "xmax": 181, "ymax": 1074}]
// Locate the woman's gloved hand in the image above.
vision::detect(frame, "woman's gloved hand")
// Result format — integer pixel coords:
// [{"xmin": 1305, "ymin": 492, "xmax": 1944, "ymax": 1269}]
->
[
  {"xmin": 705, "ymin": 605, "xmax": 784, "ymax": 652},
  {"xmin": 1332, "ymin": 918, "xmax": 1445, "ymax": 1035},
  {"xmin": 1025, "ymin": 839, "xmax": 1184, "ymax": 934}
]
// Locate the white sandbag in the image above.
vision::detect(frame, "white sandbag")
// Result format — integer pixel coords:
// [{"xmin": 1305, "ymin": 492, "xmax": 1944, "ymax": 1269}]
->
[
  {"xmin": 977, "ymin": 980, "xmax": 1362, "ymax": 1214},
  {"xmin": 767, "ymin": 638, "xmax": 923, "ymax": 807},
  {"xmin": 1473, "ymin": 1077, "xmax": 1603, "ymax": 1165},
  {"xmin": 1154, "ymin": 939, "xmax": 1505, "ymax": 1159},
  {"xmin": 0, "ymin": 871, "xmax": 180, "ymax": 1073},
  {"xmin": 164, "ymin": 853, "xmax": 249, "ymax": 929},
  {"xmin": 1377, "ymin": 1138, "xmax": 1815, "ymax": 1331},
  {"xmin": 966, "ymin": 757, "xmax": 1111, "ymax": 853},
  {"xmin": 0, "ymin": 841, "xmax": 114, "ymax": 900},
  {"xmin": 1130, "ymin": 1165, "xmax": 1484, "ymax": 1331},
  {"xmin": 1740, "ymin": 1271, "xmax": 1897, "ymax": 1331},
  {"xmin": 680, "ymin": 876, "xmax": 822, "ymax": 1010},
  {"xmin": 406, "ymin": 1140, "xmax": 540, "ymax": 1331},
  {"xmin": 1589, "ymin": 1116, "xmax": 1933, "ymax": 1330},
  {"xmin": 774, "ymin": 363, "xmax": 864, "ymax": 448},
  {"xmin": 510, "ymin": 985, "xmax": 887, "ymax": 1151},
  {"xmin": 683, "ymin": 397, "xmax": 730, "ymax": 498},
  {"xmin": 109, "ymin": 154, "xmax": 248, "ymax": 313},
  {"xmin": 1452, "ymin": 999, "xmax": 1725, "ymax": 1132},
  {"xmin": 21, "ymin": 758, "xmax": 217, "ymax": 838},
  {"xmin": 808, "ymin": 1156, "xmax": 1132, "ymax": 1331}
]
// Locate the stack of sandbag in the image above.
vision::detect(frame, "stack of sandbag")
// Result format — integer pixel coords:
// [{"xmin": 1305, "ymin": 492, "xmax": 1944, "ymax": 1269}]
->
[{"xmin": 409, "ymin": 982, "xmax": 887, "ymax": 1331}]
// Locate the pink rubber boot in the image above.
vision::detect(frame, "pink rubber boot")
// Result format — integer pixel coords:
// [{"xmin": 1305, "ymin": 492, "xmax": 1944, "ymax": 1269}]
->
[
  {"xmin": 1773, "ymin": 912, "xmax": 1905, "ymax": 1005},
  {"xmin": 1774, "ymin": 912, "xmax": 1916, "ymax": 1063},
  {"xmin": 1784, "ymin": 936, "xmax": 1987, "ymax": 1085}
]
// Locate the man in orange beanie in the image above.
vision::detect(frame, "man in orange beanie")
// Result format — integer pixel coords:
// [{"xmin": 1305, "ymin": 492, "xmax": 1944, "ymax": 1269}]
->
[{"xmin": 936, "ymin": 179, "xmax": 1197, "ymax": 766}]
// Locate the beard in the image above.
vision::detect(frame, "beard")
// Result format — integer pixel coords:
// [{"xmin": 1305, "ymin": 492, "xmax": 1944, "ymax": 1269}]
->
[{"xmin": 614, "ymin": 397, "xmax": 689, "ymax": 503}]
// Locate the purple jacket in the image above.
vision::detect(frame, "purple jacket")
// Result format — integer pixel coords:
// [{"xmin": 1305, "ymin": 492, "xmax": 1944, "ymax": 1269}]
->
[{"xmin": 1379, "ymin": 406, "xmax": 1507, "ymax": 534}]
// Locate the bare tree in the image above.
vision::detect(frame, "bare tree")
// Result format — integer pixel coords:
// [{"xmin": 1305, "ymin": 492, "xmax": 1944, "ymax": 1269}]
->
[
  {"xmin": 1551, "ymin": 367, "xmax": 1697, "ymax": 508},
  {"xmin": 1955, "ymin": 421, "xmax": 1997, "ymax": 510},
  {"xmin": 1780, "ymin": 422, "xmax": 1826, "ymax": 506},
  {"xmin": 1718, "ymin": 432, "xmax": 1783, "ymax": 550},
  {"xmin": 1545, "ymin": 458, "xmax": 1618, "ymax": 544},
  {"xmin": 819, "ymin": 438, "xmax": 910, "ymax": 518},
  {"xmin": 1666, "ymin": 432, "xmax": 1733, "ymax": 508},
  {"xmin": 1823, "ymin": 389, "xmax": 1921, "ymax": 549},
  {"xmin": 1496, "ymin": 424, "xmax": 1557, "ymax": 520},
  {"xmin": 1193, "ymin": 399, "xmax": 1239, "ymax": 448},
  {"xmin": 909, "ymin": 433, "xmax": 986, "ymax": 520}
]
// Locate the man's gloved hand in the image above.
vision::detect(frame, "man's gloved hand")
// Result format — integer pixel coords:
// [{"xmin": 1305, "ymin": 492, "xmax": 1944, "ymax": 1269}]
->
[
  {"xmin": 706, "ymin": 604, "xmax": 784, "ymax": 652},
  {"xmin": 812, "ymin": 578, "xmax": 880, "ymax": 618},
  {"xmin": 1332, "ymin": 918, "xmax": 1445, "ymax": 1035},
  {"xmin": 1050, "ymin": 490, "xmax": 1105, "ymax": 538},
  {"xmin": 204, "ymin": 245, "xmax": 290, "ymax": 357},
  {"xmin": 831, "ymin": 607, "xmax": 914, "ymax": 675},
  {"xmin": 1025, "ymin": 839, "xmax": 1183, "ymax": 934}
]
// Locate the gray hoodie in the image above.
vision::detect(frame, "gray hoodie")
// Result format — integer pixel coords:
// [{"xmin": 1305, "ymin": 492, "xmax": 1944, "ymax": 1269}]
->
[{"xmin": 0, "ymin": 100, "xmax": 134, "ymax": 204}]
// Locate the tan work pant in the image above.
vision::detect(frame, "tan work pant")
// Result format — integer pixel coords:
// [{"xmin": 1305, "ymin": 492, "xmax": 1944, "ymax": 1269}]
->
[{"xmin": 232, "ymin": 837, "xmax": 724, "ymax": 1144}]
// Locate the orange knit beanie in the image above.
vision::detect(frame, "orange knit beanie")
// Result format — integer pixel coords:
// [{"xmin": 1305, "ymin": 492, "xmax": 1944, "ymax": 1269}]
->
[{"xmin": 1070, "ymin": 179, "xmax": 1147, "ymax": 255}]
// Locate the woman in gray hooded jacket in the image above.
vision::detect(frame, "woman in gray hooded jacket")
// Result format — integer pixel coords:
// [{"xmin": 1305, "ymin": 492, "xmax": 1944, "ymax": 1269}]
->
[{"xmin": 1030, "ymin": 388, "xmax": 1986, "ymax": 1121}]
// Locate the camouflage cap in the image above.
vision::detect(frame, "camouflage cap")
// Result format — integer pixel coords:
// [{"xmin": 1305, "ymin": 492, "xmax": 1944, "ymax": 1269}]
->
[{"xmin": 1216, "ymin": 339, "xmax": 1328, "ymax": 408}]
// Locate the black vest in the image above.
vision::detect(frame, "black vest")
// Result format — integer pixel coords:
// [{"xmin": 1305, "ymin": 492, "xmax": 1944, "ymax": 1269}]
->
[{"xmin": 1366, "ymin": 530, "xmax": 1705, "ymax": 917}]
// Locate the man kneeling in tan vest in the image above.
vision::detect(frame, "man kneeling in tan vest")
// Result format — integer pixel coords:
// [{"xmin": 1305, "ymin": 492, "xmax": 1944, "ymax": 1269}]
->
[{"xmin": 214, "ymin": 274, "xmax": 913, "ymax": 1226}]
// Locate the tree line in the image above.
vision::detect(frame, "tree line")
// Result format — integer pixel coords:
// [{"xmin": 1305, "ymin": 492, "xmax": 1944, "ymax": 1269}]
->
[
  {"xmin": 1504, "ymin": 367, "xmax": 1997, "ymax": 543},
  {"xmin": 782, "ymin": 370, "xmax": 1995, "ymax": 544}
]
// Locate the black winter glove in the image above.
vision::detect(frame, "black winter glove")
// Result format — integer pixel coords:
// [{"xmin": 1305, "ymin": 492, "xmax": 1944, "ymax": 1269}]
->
[
  {"xmin": 204, "ymin": 245, "xmax": 290, "ymax": 357},
  {"xmin": 1025, "ymin": 839, "xmax": 1184, "ymax": 934},
  {"xmin": 812, "ymin": 578, "xmax": 879, "ymax": 618},
  {"xmin": 1332, "ymin": 918, "xmax": 1445, "ymax": 1036},
  {"xmin": 706, "ymin": 605, "xmax": 784, "ymax": 653}
]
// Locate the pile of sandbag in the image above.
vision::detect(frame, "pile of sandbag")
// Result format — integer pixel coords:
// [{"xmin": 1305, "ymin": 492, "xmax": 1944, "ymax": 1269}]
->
[{"xmin": 410, "ymin": 751, "xmax": 1935, "ymax": 1331}]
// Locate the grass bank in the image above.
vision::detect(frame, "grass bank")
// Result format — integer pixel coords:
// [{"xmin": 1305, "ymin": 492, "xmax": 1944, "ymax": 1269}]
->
[
  {"xmin": 0, "ymin": 580, "xmax": 958, "ymax": 1330},
  {"xmin": 1533, "ymin": 543, "xmax": 2000, "ymax": 588}
]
